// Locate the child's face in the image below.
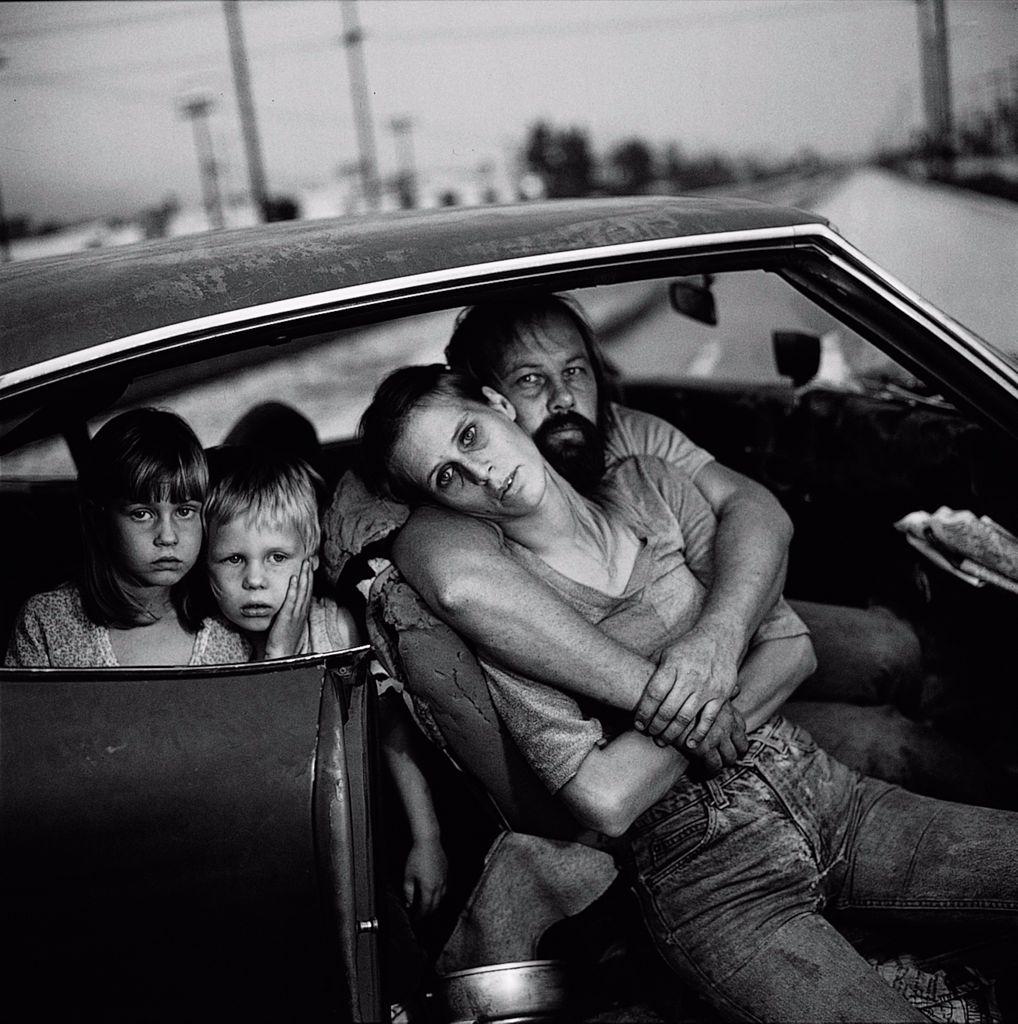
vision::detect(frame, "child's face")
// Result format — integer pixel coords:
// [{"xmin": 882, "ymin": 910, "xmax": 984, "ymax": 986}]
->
[
  {"xmin": 109, "ymin": 499, "xmax": 203, "ymax": 589},
  {"xmin": 206, "ymin": 515, "xmax": 313, "ymax": 633}
]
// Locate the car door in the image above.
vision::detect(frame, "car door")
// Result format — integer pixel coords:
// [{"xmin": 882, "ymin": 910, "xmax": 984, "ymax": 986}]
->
[{"xmin": 0, "ymin": 647, "xmax": 382, "ymax": 1023}]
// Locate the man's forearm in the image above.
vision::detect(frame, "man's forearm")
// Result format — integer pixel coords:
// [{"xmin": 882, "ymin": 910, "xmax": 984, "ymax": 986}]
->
[{"xmin": 698, "ymin": 476, "xmax": 791, "ymax": 657}]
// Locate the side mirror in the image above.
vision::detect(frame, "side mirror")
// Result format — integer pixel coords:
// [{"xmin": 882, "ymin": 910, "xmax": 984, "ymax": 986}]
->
[
  {"xmin": 773, "ymin": 330, "xmax": 821, "ymax": 387},
  {"xmin": 668, "ymin": 275, "xmax": 717, "ymax": 326}
]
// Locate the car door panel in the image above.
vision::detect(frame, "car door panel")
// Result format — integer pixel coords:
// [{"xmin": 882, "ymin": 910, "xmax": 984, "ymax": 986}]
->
[{"xmin": 1, "ymin": 649, "xmax": 378, "ymax": 1021}]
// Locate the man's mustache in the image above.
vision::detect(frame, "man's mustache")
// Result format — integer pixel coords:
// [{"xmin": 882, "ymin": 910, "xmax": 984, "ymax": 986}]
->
[{"xmin": 534, "ymin": 411, "xmax": 597, "ymax": 444}]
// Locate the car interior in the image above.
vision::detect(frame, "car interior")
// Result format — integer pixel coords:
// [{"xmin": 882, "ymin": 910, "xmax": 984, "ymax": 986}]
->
[
  {"xmin": 4, "ymin": 268, "xmax": 1018, "ymax": 1019},
  {"xmin": 5, "ymin": 270, "xmax": 1017, "ymax": 685}
]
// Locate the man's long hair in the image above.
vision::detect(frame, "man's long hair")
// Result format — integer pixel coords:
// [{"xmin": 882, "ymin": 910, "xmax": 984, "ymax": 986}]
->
[{"xmin": 444, "ymin": 293, "xmax": 617, "ymax": 430}]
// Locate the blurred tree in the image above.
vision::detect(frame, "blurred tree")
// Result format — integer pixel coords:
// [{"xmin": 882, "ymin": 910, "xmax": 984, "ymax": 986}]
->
[
  {"xmin": 141, "ymin": 196, "xmax": 180, "ymax": 240},
  {"xmin": 606, "ymin": 138, "xmax": 656, "ymax": 195},
  {"xmin": 524, "ymin": 121, "xmax": 596, "ymax": 197},
  {"xmin": 676, "ymin": 153, "xmax": 738, "ymax": 190},
  {"xmin": 5, "ymin": 215, "xmax": 32, "ymax": 241},
  {"xmin": 263, "ymin": 195, "xmax": 300, "ymax": 222},
  {"xmin": 661, "ymin": 143, "xmax": 686, "ymax": 191}
]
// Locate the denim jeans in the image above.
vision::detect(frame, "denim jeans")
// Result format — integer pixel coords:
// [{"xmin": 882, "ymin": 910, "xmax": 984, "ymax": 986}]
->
[{"xmin": 620, "ymin": 715, "xmax": 1018, "ymax": 1023}]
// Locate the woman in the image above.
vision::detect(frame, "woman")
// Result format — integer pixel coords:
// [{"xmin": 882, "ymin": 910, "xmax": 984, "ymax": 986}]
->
[{"xmin": 359, "ymin": 364, "xmax": 1018, "ymax": 1023}]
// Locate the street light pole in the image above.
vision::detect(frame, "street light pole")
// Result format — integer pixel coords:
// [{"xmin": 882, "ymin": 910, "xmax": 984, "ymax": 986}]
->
[
  {"xmin": 389, "ymin": 115, "xmax": 417, "ymax": 208},
  {"xmin": 223, "ymin": 0, "xmax": 270, "ymax": 221},
  {"xmin": 916, "ymin": 0, "xmax": 954, "ymax": 175},
  {"xmin": 340, "ymin": 0, "xmax": 381, "ymax": 210},
  {"xmin": 0, "ymin": 176, "xmax": 10, "ymax": 264},
  {"xmin": 178, "ymin": 94, "xmax": 226, "ymax": 231},
  {"xmin": 0, "ymin": 54, "xmax": 9, "ymax": 262}
]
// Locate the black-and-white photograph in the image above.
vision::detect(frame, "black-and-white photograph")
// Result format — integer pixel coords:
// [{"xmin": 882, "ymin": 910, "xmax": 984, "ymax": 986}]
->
[{"xmin": 2, "ymin": 1, "xmax": 1018, "ymax": 1021}]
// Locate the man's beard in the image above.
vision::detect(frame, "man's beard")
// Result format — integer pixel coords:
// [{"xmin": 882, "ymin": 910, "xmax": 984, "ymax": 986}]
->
[{"xmin": 533, "ymin": 411, "xmax": 606, "ymax": 495}]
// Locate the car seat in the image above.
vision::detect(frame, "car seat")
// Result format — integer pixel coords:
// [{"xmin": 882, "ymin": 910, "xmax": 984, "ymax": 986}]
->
[{"xmin": 365, "ymin": 563, "xmax": 617, "ymax": 971}]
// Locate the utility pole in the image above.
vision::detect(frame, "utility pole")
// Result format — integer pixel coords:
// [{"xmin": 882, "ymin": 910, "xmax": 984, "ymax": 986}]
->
[
  {"xmin": 0, "ymin": 54, "xmax": 9, "ymax": 262},
  {"xmin": 916, "ymin": 0, "xmax": 954, "ymax": 175},
  {"xmin": 0, "ymin": 176, "xmax": 10, "ymax": 264},
  {"xmin": 341, "ymin": 0, "xmax": 381, "ymax": 210},
  {"xmin": 178, "ymin": 94, "xmax": 226, "ymax": 231},
  {"xmin": 223, "ymin": 0, "xmax": 269, "ymax": 221},
  {"xmin": 389, "ymin": 115, "xmax": 417, "ymax": 208}
]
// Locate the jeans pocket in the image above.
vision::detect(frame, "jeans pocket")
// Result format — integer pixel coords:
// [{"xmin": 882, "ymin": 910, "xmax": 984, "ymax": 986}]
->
[
  {"xmin": 773, "ymin": 715, "xmax": 820, "ymax": 759},
  {"xmin": 639, "ymin": 797, "xmax": 716, "ymax": 885}
]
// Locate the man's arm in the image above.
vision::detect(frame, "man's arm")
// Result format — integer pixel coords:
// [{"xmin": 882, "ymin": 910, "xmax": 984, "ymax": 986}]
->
[
  {"xmin": 561, "ymin": 632, "xmax": 815, "ymax": 837},
  {"xmin": 634, "ymin": 462, "xmax": 793, "ymax": 746},
  {"xmin": 392, "ymin": 505, "xmax": 657, "ymax": 711}
]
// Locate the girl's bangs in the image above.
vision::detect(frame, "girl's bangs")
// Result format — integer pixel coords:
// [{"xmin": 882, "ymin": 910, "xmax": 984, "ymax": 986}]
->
[{"xmin": 122, "ymin": 450, "xmax": 208, "ymax": 504}]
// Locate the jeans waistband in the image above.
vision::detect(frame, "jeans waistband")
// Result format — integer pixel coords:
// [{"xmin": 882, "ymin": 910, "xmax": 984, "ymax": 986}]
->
[{"xmin": 628, "ymin": 714, "xmax": 794, "ymax": 834}]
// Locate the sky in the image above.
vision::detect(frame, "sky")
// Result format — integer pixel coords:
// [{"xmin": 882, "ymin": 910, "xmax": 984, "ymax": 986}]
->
[{"xmin": 1, "ymin": 0, "xmax": 1016, "ymax": 225}]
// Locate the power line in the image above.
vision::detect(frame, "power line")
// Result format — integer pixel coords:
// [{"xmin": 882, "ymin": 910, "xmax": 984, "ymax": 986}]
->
[
  {"xmin": 2, "ymin": 0, "xmax": 897, "ymax": 78},
  {"xmin": 0, "ymin": 2, "xmax": 282, "ymax": 41},
  {"xmin": 377, "ymin": 3, "xmax": 863, "ymax": 44}
]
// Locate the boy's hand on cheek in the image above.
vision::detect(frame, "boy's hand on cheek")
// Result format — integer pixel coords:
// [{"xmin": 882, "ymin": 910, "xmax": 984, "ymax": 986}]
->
[{"xmin": 264, "ymin": 559, "xmax": 313, "ymax": 659}]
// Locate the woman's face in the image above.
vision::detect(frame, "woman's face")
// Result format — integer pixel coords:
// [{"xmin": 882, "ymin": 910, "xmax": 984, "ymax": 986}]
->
[{"xmin": 391, "ymin": 390, "xmax": 548, "ymax": 520}]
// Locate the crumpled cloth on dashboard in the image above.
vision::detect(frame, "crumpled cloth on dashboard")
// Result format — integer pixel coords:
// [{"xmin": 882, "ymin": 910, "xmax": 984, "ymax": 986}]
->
[
  {"xmin": 895, "ymin": 507, "xmax": 1018, "ymax": 595},
  {"xmin": 435, "ymin": 830, "xmax": 617, "ymax": 974}
]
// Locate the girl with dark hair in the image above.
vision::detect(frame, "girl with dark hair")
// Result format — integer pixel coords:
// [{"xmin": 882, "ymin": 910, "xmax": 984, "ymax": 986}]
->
[{"xmin": 5, "ymin": 408, "xmax": 249, "ymax": 667}]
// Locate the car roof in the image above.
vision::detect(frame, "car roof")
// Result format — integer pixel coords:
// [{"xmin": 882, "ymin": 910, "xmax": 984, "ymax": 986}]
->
[{"xmin": 0, "ymin": 196, "xmax": 827, "ymax": 377}]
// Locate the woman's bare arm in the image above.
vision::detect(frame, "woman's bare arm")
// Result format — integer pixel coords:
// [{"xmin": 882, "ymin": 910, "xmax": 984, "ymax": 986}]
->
[{"xmin": 393, "ymin": 506, "xmax": 657, "ymax": 710}]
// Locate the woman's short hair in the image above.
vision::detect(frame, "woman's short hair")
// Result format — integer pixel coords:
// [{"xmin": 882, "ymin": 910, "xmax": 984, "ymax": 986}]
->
[
  {"xmin": 358, "ymin": 364, "xmax": 487, "ymax": 504},
  {"xmin": 444, "ymin": 293, "xmax": 616, "ymax": 429},
  {"xmin": 79, "ymin": 407, "xmax": 208, "ymax": 630},
  {"xmin": 204, "ymin": 446, "xmax": 324, "ymax": 558}
]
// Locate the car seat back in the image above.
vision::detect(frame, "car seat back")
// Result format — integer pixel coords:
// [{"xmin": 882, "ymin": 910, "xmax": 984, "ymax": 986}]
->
[{"xmin": 366, "ymin": 564, "xmax": 586, "ymax": 842}]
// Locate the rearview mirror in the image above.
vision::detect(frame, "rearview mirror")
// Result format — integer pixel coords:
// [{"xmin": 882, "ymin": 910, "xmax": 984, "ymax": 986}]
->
[
  {"xmin": 773, "ymin": 331, "xmax": 821, "ymax": 387},
  {"xmin": 669, "ymin": 275, "xmax": 717, "ymax": 326}
]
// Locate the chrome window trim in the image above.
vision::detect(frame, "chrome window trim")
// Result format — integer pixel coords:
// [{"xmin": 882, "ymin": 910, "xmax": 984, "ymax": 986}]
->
[
  {"xmin": 0, "ymin": 644, "xmax": 372, "ymax": 679},
  {"xmin": 800, "ymin": 226, "xmax": 1018, "ymax": 399},
  {"xmin": 0, "ymin": 225, "xmax": 807, "ymax": 397}
]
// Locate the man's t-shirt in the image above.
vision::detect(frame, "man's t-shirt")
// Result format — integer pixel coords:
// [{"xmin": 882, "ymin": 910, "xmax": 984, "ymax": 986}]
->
[
  {"xmin": 606, "ymin": 402, "xmax": 714, "ymax": 479},
  {"xmin": 480, "ymin": 456, "xmax": 808, "ymax": 795}
]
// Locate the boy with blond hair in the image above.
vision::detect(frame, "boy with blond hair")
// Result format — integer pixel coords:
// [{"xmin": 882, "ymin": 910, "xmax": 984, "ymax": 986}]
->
[{"xmin": 205, "ymin": 447, "xmax": 448, "ymax": 924}]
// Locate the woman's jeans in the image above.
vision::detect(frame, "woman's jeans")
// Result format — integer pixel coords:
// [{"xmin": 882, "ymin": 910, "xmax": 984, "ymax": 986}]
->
[{"xmin": 620, "ymin": 715, "xmax": 1018, "ymax": 1023}]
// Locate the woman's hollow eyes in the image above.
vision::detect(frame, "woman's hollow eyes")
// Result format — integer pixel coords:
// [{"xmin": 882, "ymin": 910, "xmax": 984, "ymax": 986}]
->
[
  {"xmin": 460, "ymin": 424, "xmax": 477, "ymax": 447},
  {"xmin": 436, "ymin": 466, "xmax": 456, "ymax": 489}
]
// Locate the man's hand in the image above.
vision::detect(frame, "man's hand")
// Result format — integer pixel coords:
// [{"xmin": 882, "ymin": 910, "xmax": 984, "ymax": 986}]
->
[
  {"xmin": 264, "ymin": 558, "xmax": 313, "ymax": 659},
  {"xmin": 684, "ymin": 700, "xmax": 748, "ymax": 775},
  {"xmin": 634, "ymin": 622, "xmax": 741, "ymax": 748}
]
